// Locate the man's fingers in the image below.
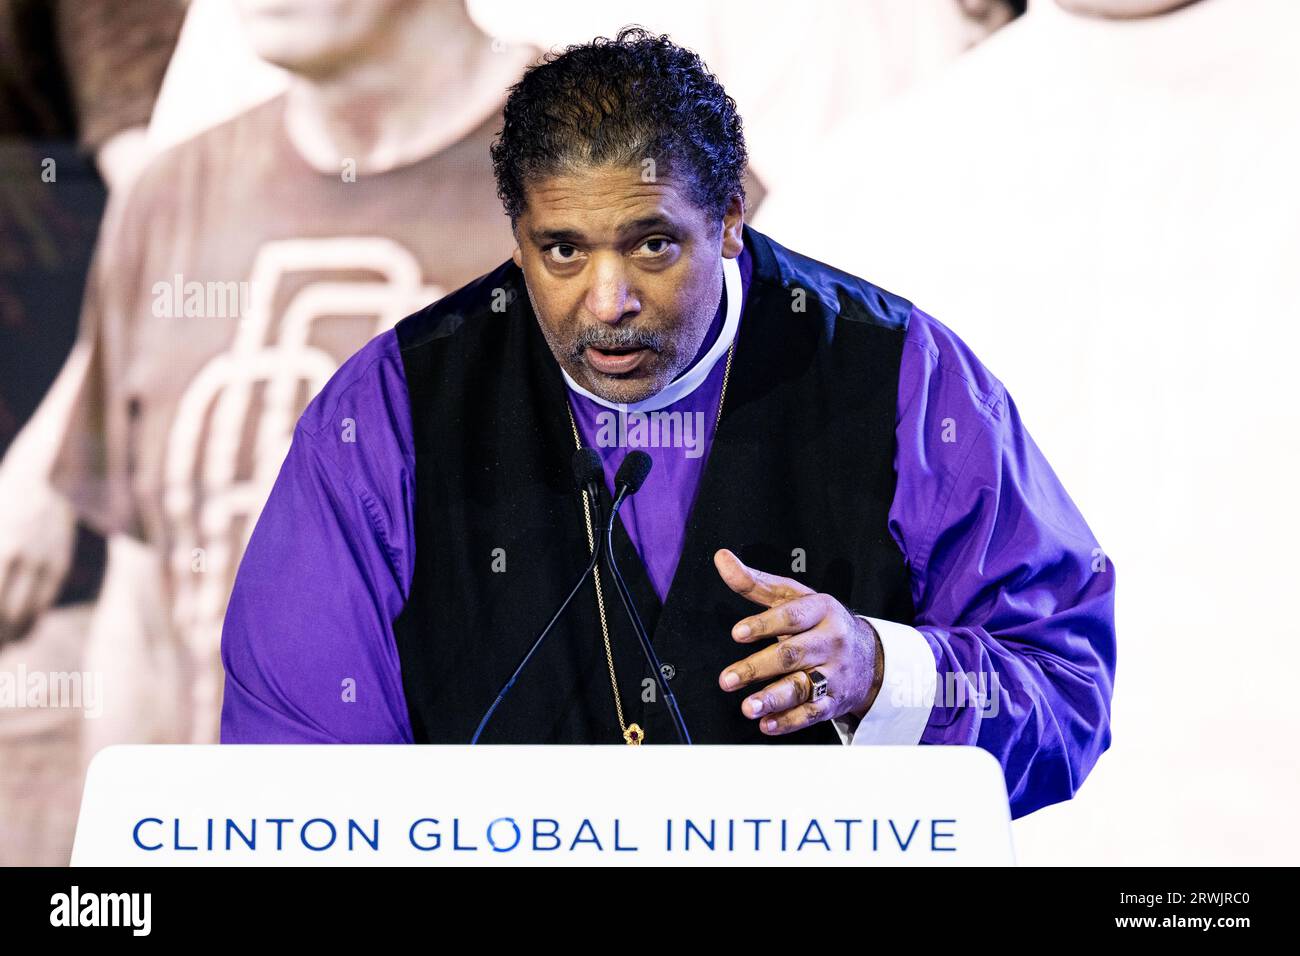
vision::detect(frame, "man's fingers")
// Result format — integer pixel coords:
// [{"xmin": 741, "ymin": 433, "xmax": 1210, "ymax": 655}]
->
[
  {"xmin": 741, "ymin": 670, "xmax": 816, "ymax": 719},
  {"xmin": 713, "ymin": 548, "xmax": 814, "ymax": 609},
  {"xmin": 757, "ymin": 696, "xmax": 838, "ymax": 736},
  {"xmin": 0, "ymin": 555, "xmax": 28, "ymax": 623},
  {"xmin": 31, "ymin": 564, "xmax": 61, "ymax": 620},
  {"xmin": 731, "ymin": 592, "xmax": 836, "ymax": 642},
  {"xmin": 5, "ymin": 562, "xmax": 41, "ymax": 626},
  {"xmin": 719, "ymin": 626, "xmax": 832, "ymax": 691}
]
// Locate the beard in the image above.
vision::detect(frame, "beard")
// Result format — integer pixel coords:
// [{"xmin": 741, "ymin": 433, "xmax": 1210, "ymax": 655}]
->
[
  {"xmin": 521, "ymin": 264, "xmax": 721, "ymax": 405},
  {"xmin": 544, "ymin": 318, "xmax": 694, "ymax": 405},
  {"xmin": 527, "ymin": 303, "xmax": 710, "ymax": 407}
]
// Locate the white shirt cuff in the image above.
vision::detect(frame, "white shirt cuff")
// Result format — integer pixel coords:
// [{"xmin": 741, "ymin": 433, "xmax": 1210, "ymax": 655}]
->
[{"xmin": 832, "ymin": 616, "xmax": 937, "ymax": 746}]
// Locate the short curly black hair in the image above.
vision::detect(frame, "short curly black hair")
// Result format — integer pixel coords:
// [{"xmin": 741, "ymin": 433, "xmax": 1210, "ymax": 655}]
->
[{"xmin": 491, "ymin": 26, "xmax": 748, "ymax": 230}]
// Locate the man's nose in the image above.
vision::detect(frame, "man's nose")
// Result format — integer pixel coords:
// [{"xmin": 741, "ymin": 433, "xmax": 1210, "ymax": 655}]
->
[{"xmin": 583, "ymin": 256, "xmax": 640, "ymax": 325}]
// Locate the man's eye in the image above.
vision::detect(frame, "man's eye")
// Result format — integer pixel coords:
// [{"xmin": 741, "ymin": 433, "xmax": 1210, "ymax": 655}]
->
[
  {"xmin": 635, "ymin": 237, "xmax": 673, "ymax": 257},
  {"xmin": 547, "ymin": 244, "xmax": 580, "ymax": 263}
]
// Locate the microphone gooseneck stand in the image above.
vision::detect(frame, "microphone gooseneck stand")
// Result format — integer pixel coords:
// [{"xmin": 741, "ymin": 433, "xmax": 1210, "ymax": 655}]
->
[{"xmin": 470, "ymin": 450, "xmax": 606, "ymax": 745}]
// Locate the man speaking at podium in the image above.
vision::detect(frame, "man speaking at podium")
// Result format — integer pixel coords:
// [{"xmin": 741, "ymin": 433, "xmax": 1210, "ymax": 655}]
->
[{"xmin": 219, "ymin": 28, "xmax": 1116, "ymax": 818}]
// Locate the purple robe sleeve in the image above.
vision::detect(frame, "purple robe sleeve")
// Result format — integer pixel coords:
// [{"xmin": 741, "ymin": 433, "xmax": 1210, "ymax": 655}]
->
[
  {"xmin": 219, "ymin": 330, "xmax": 416, "ymax": 743},
  {"xmin": 889, "ymin": 307, "xmax": 1117, "ymax": 819}
]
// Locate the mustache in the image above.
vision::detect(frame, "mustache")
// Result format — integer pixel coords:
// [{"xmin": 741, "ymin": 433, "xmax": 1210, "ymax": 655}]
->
[{"xmin": 571, "ymin": 325, "xmax": 666, "ymax": 356}]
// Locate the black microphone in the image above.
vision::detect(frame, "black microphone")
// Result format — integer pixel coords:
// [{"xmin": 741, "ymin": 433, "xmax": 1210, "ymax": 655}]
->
[
  {"xmin": 612, "ymin": 448, "xmax": 653, "ymax": 499},
  {"xmin": 572, "ymin": 447, "xmax": 605, "ymax": 510},
  {"xmin": 470, "ymin": 449, "xmax": 610, "ymax": 744},
  {"xmin": 604, "ymin": 451, "xmax": 693, "ymax": 744}
]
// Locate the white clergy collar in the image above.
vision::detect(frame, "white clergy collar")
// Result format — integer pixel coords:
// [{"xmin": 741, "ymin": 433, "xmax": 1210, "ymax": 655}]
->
[{"xmin": 560, "ymin": 253, "xmax": 742, "ymax": 413}]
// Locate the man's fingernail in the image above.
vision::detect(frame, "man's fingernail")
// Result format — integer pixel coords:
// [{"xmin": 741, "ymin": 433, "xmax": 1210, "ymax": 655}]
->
[
  {"xmin": 722, "ymin": 672, "xmax": 739, "ymax": 690},
  {"xmin": 747, "ymin": 698, "xmax": 763, "ymax": 715},
  {"xmin": 734, "ymin": 624, "xmax": 751, "ymax": 639},
  {"xmin": 762, "ymin": 718, "xmax": 778, "ymax": 732}
]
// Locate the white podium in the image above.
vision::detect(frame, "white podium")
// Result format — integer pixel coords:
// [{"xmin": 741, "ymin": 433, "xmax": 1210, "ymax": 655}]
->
[{"xmin": 72, "ymin": 745, "xmax": 1015, "ymax": 865}]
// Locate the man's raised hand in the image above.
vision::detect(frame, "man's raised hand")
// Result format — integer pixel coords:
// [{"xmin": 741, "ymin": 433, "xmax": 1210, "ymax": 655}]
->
[{"xmin": 713, "ymin": 548, "xmax": 884, "ymax": 736}]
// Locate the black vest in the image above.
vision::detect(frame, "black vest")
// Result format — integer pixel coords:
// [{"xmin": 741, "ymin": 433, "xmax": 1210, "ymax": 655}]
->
[{"xmin": 392, "ymin": 225, "xmax": 916, "ymax": 745}]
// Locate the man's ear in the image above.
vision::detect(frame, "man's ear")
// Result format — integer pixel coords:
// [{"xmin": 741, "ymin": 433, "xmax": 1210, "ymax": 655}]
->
[
  {"xmin": 720, "ymin": 193, "xmax": 745, "ymax": 259},
  {"xmin": 512, "ymin": 245, "xmax": 523, "ymax": 268}
]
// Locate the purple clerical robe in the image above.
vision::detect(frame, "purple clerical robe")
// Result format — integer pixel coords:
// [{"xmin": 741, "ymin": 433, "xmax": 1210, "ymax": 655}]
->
[{"xmin": 219, "ymin": 246, "xmax": 1115, "ymax": 820}]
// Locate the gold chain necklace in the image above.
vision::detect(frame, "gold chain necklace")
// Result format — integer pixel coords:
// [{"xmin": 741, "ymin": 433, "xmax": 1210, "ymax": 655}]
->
[{"xmin": 565, "ymin": 337, "xmax": 737, "ymax": 745}]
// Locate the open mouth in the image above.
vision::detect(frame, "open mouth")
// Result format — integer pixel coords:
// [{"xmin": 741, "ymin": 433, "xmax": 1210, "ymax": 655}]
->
[{"xmin": 585, "ymin": 345, "xmax": 652, "ymax": 375}]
